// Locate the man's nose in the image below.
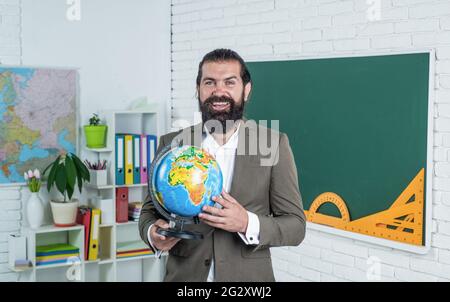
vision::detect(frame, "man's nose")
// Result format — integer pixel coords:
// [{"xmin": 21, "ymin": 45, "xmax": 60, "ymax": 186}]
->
[{"xmin": 212, "ymin": 83, "xmax": 227, "ymax": 97}]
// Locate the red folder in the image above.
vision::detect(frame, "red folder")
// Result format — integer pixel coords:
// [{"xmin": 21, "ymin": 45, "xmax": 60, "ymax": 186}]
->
[
  {"xmin": 116, "ymin": 187, "xmax": 129, "ymax": 223},
  {"xmin": 76, "ymin": 206, "xmax": 91, "ymax": 260}
]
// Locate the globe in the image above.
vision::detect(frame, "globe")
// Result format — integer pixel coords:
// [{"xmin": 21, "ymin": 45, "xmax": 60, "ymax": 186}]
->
[{"xmin": 150, "ymin": 145, "xmax": 223, "ymax": 218}]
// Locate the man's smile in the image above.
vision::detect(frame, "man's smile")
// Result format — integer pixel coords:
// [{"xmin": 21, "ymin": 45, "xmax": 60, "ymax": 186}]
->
[{"xmin": 210, "ymin": 101, "xmax": 231, "ymax": 112}]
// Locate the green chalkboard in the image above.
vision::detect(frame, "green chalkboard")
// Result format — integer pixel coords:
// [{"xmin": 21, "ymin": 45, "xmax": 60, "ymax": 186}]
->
[{"xmin": 246, "ymin": 53, "xmax": 430, "ymax": 247}]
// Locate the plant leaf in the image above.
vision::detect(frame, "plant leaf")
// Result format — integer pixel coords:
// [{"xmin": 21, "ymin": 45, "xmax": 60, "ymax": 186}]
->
[
  {"xmin": 46, "ymin": 160, "xmax": 59, "ymax": 192},
  {"xmin": 71, "ymin": 153, "xmax": 90, "ymax": 182},
  {"xmin": 55, "ymin": 168, "xmax": 67, "ymax": 199},
  {"xmin": 75, "ymin": 168, "xmax": 83, "ymax": 193},
  {"xmin": 43, "ymin": 155, "xmax": 60, "ymax": 177},
  {"xmin": 66, "ymin": 180, "xmax": 74, "ymax": 200},
  {"xmin": 65, "ymin": 155, "xmax": 76, "ymax": 190},
  {"xmin": 70, "ymin": 153, "xmax": 88, "ymax": 192},
  {"xmin": 42, "ymin": 162, "xmax": 53, "ymax": 176}
]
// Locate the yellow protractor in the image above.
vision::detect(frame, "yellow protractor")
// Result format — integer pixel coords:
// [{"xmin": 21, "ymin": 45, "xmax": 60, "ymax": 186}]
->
[{"xmin": 306, "ymin": 192, "xmax": 351, "ymax": 227}]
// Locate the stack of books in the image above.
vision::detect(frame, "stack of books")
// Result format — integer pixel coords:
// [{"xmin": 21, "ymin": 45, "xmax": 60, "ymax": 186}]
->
[
  {"xmin": 128, "ymin": 202, "xmax": 143, "ymax": 222},
  {"xmin": 36, "ymin": 243, "xmax": 80, "ymax": 266},
  {"xmin": 116, "ymin": 241, "xmax": 153, "ymax": 259}
]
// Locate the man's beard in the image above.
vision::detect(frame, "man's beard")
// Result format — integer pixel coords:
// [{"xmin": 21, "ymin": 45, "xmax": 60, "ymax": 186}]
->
[{"xmin": 199, "ymin": 93, "xmax": 245, "ymax": 134}]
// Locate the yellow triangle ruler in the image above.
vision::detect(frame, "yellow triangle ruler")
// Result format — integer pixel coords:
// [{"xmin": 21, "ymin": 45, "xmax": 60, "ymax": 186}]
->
[{"xmin": 304, "ymin": 168, "xmax": 425, "ymax": 246}]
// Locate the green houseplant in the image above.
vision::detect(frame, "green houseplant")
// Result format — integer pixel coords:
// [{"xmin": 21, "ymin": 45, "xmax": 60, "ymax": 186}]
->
[
  {"xmin": 84, "ymin": 113, "xmax": 108, "ymax": 148},
  {"xmin": 43, "ymin": 152, "xmax": 90, "ymax": 227}
]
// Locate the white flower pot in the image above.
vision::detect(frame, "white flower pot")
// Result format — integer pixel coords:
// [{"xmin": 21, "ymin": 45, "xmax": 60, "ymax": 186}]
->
[
  {"xmin": 26, "ymin": 192, "xmax": 44, "ymax": 229},
  {"xmin": 50, "ymin": 199, "xmax": 79, "ymax": 227},
  {"xmin": 88, "ymin": 169, "xmax": 107, "ymax": 186}
]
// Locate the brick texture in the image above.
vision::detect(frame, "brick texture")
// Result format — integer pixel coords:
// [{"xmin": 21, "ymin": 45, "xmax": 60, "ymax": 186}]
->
[{"xmin": 171, "ymin": 0, "xmax": 450, "ymax": 282}]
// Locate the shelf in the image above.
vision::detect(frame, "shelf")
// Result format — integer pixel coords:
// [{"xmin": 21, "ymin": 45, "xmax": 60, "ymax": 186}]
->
[
  {"xmin": 99, "ymin": 223, "xmax": 115, "ymax": 228},
  {"xmin": 116, "ymin": 221, "xmax": 138, "ymax": 227},
  {"xmin": 24, "ymin": 110, "xmax": 163, "ymax": 282},
  {"xmin": 86, "ymin": 184, "xmax": 114, "ymax": 190},
  {"xmin": 84, "ymin": 259, "xmax": 100, "ymax": 264},
  {"xmin": 84, "ymin": 147, "xmax": 113, "ymax": 153},
  {"xmin": 116, "ymin": 183, "xmax": 148, "ymax": 188},
  {"xmin": 35, "ymin": 261, "xmax": 81, "ymax": 270},
  {"xmin": 112, "ymin": 110, "xmax": 157, "ymax": 115},
  {"xmin": 10, "ymin": 266, "xmax": 33, "ymax": 273},
  {"xmin": 115, "ymin": 254, "xmax": 156, "ymax": 262},
  {"xmin": 86, "ymin": 183, "xmax": 147, "ymax": 189},
  {"xmin": 26, "ymin": 224, "xmax": 84, "ymax": 234}
]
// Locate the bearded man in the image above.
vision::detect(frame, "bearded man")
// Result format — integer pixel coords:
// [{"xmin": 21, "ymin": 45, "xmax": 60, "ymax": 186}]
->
[{"xmin": 139, "ymin": 48, "xmax": 306, "ymax": 282}]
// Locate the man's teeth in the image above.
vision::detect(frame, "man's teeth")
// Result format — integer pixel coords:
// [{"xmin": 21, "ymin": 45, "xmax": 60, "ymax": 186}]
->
[{"xmin": 213, "ymin": 102, "xmax": 228, "ymax": 105}]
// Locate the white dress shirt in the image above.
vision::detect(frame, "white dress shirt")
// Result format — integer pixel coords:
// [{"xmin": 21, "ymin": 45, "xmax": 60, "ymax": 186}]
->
[{"xmin": 147, "ymin": 123, "xmax": 260, "ymax": 282}]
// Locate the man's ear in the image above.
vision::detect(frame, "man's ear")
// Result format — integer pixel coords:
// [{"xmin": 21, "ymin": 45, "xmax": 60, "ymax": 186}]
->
[{"xmin": 244, "ymin": 82, "xmax": 252, "ymax": 102}]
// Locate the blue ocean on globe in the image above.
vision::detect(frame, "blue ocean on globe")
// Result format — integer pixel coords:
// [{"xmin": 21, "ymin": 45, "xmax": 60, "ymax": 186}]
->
[{"xmin": 152, "ymin": 145, "xmax": 223, "ymax": 217}]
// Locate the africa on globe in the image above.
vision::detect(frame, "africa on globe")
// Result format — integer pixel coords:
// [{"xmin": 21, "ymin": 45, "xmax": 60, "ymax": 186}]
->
[{"xmin": 150, "ymin": 145, "xmax": 223, "ymax": 218}]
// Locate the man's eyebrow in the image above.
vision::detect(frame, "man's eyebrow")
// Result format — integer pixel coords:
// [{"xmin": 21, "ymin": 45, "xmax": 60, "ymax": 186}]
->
[{"xmin": 202, "ymin": 76, "xmax": 239, "ymax": 82}]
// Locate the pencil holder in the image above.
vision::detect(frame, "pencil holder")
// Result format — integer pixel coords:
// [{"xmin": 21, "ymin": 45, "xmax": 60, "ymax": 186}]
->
[{"xmin": 89, "ymin": 169, "xmax": 107, "ymax": 186}]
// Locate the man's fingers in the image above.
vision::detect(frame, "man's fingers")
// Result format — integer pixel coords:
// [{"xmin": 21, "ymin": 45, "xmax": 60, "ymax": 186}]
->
[
  {"xmin": 154, "ymin": 235, "xmax": 180, "ymax": 251},
  {"xmin": 212, "ymin": 195, "xmax": 231, "ymax": 208},
  {"xmin": 158, "ymin": 237, "xmax": 181, "ymax": 251},
  {"xmin": 201, "ymin": 219, "xmax": 227, "ymax": 230},
  {"xmin": 202, "ymin": 205, "xmax": 225, "ymax": 216},
  {"xmin": 199, "ymin": 212, "xmax": 226, "ymax": 224},
  {"xmin": 222, "ymin": 190, "xmax": 238, "ymax": 204},
  {"xmin": 168, "ymin": 237, "xmax": 181, "ymax": 244},
  {"xmin": 154, "ymin": 219, "xmax": 169, "ymax": 229},
  {"xmin": 151, "ymin": 228, "xmax": 166, "ymax": 241}
]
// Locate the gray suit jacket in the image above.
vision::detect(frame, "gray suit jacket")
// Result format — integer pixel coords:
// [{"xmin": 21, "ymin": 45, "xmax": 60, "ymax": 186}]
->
[{"xmin": 139, "ymin": 120, "xmax": 306, "ymax": 282}]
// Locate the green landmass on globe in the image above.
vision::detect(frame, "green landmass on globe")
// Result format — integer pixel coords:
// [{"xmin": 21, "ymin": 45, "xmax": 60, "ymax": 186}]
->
[{"xmin": 152, "ymin": 146, "xmax": 223, "ymax": 217}]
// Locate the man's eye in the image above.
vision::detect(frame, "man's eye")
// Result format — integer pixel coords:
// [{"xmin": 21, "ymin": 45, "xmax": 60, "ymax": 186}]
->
[
  {"xmin": 226, "ymin": 81, "xmax": 236, "ymax": 86},
  {"xmin": 204, "ymin": 81, "xmax": 213, "ymax": 86}
]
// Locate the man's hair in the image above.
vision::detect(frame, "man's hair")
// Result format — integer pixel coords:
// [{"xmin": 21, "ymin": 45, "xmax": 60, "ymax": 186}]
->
[{"xmin": 196, "ymin": 48, "xmax": 252, "ymax": 87}]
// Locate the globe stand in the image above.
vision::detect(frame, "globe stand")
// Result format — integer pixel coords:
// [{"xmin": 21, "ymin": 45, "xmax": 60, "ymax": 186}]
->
[
  {"xmin": 156, "ymin": 221, "xmax": 203, "ymax": 240},
  {"xmin": 151, "ymin": 195, "xmax": 204, "ymax": 240},
  {"xmin": 148, "ymin": 145, "xmax": 205, "ymax": 240}
]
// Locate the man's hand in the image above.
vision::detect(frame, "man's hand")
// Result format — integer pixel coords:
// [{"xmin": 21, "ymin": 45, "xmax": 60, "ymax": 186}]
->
[
  {"xmin": 150, "ymin": 219, "xmax": 181, "ymax": 252},
  {"xmin": 199, "ymin": 190, "xmax": 249, "ymax": 233}
]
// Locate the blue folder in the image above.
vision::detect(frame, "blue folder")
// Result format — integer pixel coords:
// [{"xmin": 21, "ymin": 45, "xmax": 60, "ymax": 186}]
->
[
  {"xmin": 133, "ymin": 134, "xmax": 141, "ymax": 185},
  {"xmin": 147, "ymin": 135, "xmax": 157, "ymax": 180},
  {"xmin": 115, "ymin": 134, "xmax": 125, "ymax": 185}
]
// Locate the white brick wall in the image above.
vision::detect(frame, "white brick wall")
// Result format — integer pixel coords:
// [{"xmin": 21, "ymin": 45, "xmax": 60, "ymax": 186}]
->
[
  {"xmin": 171, "ymin": 0, "xmax": 450, "ymax": 281},
  {"xmin": 0, "ymin": 0, "xmax": 21, "ymax": 65},
  {"xmin": 0, "ymin": 0, "xmax": 21, "ymax": 282},
  {"xmin": 0, "ymin": 187, "xmax": 23, "ymax": 282}
]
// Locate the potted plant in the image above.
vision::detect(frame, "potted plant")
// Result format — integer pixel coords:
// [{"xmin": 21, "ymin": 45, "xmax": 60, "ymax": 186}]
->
[
  {"xmin": 84, "ymin": 113, "xmax": 107, "ymax": 148},
  {"xmin": 84, "ymin": 159, "xmax": 107, "ymax": 186},
  {"xmin": 43, "ymin": 152, "xmax": 90, "ymax": 227}
]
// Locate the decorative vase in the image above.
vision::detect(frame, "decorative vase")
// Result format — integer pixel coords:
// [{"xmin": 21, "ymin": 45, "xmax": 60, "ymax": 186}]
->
[
  {"xmin": 50, "ymin": 199, "xmax": 79, "ymax": 227},
  {"xmin": 84, "ymin": 125, "xmax": 107, "ymax": 148},
  {"xmin": 26, "ymin": 192, "xmax": 44, "ymax": 229}
]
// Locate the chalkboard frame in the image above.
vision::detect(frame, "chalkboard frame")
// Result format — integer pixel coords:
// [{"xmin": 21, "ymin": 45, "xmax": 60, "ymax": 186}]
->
[{"xmin": 246, "ymin": 49, "xmax": 434, "ymax": 254}]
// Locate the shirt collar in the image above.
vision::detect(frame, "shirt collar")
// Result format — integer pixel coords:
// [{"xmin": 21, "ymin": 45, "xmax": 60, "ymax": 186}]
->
[{"xmin": 203, "ymin": 122, "xmax": 241, "ymax": 150}]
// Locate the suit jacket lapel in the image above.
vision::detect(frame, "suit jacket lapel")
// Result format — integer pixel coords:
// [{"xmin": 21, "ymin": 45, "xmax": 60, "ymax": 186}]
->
[{"xmin": 229, "ymin": 121, "xmax": 260, "ymax": 208}]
